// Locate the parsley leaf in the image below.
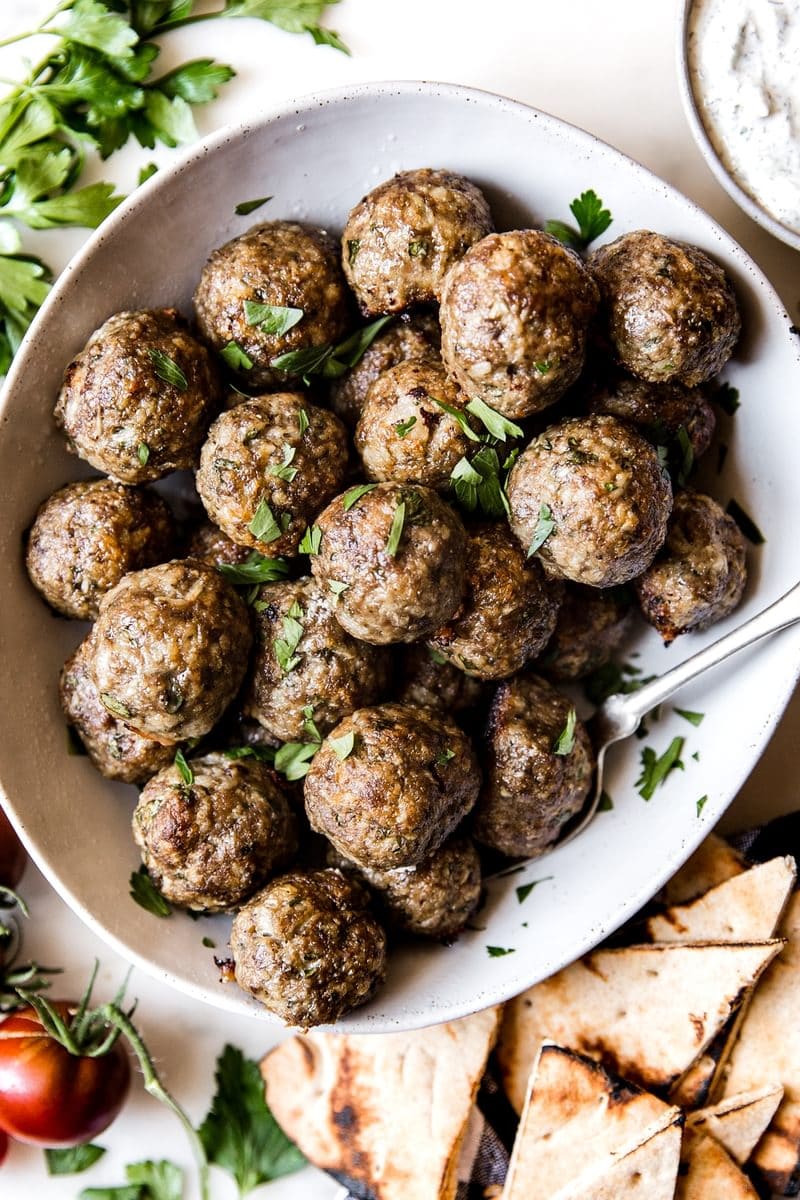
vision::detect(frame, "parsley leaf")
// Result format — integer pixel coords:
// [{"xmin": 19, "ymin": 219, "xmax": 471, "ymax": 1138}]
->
[
  {"xmin": 343, "ymin": 482, "xmax": 377, "ymax": 511},
  {"xmin": 696, "ymin": 795, "xmax": 708, "ymax": 816},
  {"xmin": 244, "ymin": 301, "xmax": 304, "ymax": 336},
  {"xmin": 297, "ymin": 407, "xmax": 309, "ymax": 434},
  {"xmin": 158, "ymin": 59, "xmax": 235, "ymax": 105},
  {"xmin": 328, "ymin": 579, "xmax": 348, "ymax": 598},
  {"xmin": 80, "ymin": 1158, "xmax": 184, "ymax": 1200},
  {"xmin": 129, "ymin": 867, "xmax": 171, "ymax": 917},
  {"xmin": 138, "ymin": 161, "xmax": 158, "ymax": 185},
  {"xmin": 271, "ymin": 314, "xmax": 393, "ymax": 382},
  {"xmin": 174, "ymin": 748, "xmax": 193, "ymax": 787},
  {"xmin": 430, "ymin": 395, "xmax": 480, "ymax": 442},
  {"xmin": 198, "ymin": 1044, "xmax": 305, "ymax": 1193},
  {"xmin": 515, "ymin": 876, "xmax": 553, "ymax": 904},
  {"xmin": 273, "ymin": 739, "xmax": 319, "ymax": 780},
  {"xmin": 249, "ymin": 498, "xmax": 284, "ymax": 543},
  {"xmin": 224, "ymin": 745, "xmax": 275, "ymax": 763},
  {"xmin": 274, "ymin": 600, "xmax": 304, "ymax": 673},
  {"xmin": 46, "ymin": 1144, "xmax": 106, "ymax": 1175},
  {"xmin": 267, "ymin": 443, "xmax": 298, "ymax": 481},
  {"xmin": 597, "ymin": 790, "xmax": 614, "ymax": 812},
  {"xmin": 148, "ymin": 348, "xmax": 187, "ymax": 390},
  {"xmin": 674, "ymin": 708, "xmax": 704, "ymax": 727},
  {"xmin": 100, "ymin": 692, "xmax": 132, "ymax": 720},
  {"xmin": 450, "ymin": 447, "xmax": 510, "ymax": 519},
  {"xmin": 329, "ymin": 731, "xmax": 356, "ymax": 760},
  {"xmin": 395, "ymin": 415, "xmax": 417, "ymax": 438},
  {"xmin": 465, "ymin": 397, "xmax": 523, "ymax": 442},
  {"xmin": 435, "ymin": 747, "xmax": 455, "ymax": 765},
  {"xmin": 715, "ymin": 382, "xmax": 740, "ymax": 414},
  {"xmin": 216, "ymin": 551, "xmax": 289, "ymax": 585},
  {"xmin": 545, "ymin": 189, "xmax": 612, "ymax": 250},
  {"xmin": 298, "ymin": 523, "xmax": 321, "ymax": 554},
  {"xmin": 221, "ymin": 340, "xmax": 253, "ymax": 371},
  {"xmin": 137, "ymin": 441, "xmax": 150, "ymax": 466},
  {"xmin": 552, "ymin": 707, "xmax": 577, "ymax": 756},
  {"xmin": 527, "ymin": 503, "xmax": 556, "ymax": 556},
  {"xmin": 236, "ymin": 195, "xmax": 272, "ymax": 215},
  {"xmin": 583, "ymin": 659, "xmax": 655, "ymax": 706},
  {"xmin": 636, "ymin": 736, "xmax": 685, "ymax": 801},
  {"xmin": 428, "ymin": 646, "xmax": 448, "ymax": 665},
  {"xmin": 487, "ymin": 945, "xmax": 515, "ymax": 957},
  {"xmin": 385, "ymin": 501, "xmax": 405, "ymax": 558}
]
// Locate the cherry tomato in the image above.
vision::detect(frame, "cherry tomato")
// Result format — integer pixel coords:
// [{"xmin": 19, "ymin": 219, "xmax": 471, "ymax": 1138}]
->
[
  {"xmin": 0, "ymin": 1128, "xmax": 8, "ymax": 1165},
  {"xmin": 0, "ymin": 1003, "xmax": 130, "ymax": 1145},
  {"xmin": 0, "ymin": 809, "xmax": 26, "ymax": 890}
]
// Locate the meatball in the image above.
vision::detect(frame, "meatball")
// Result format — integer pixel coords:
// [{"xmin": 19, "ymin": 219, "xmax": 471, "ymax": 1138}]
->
[
  {"xmin": 440, "ymin": 230, "xmax": 599, "ymax": 419},
  {"xmin": 230, "ymin": 868, "xmax": 387, "ymax": 1026},
  {"xmin": 54, "ymin": 309, "xmax": 222, "ymax": 484},
  {"xmin": 195, "ymin": 393, "xmax": 348, "ymax": 557},
  {"xmin": 474, "ymin": 673, "xmax": 594, "ymax": 858},
  {"xmin": 635, "ymin": 490, "xmax": 747, "ymax": 643},
  {"xmin": 133, "ymin": 752, "xmax": 296, "ymax": 911},
  {"xmin": 539, "ymin": 584, "xmax": 635, "ymax": 682},
  {"xmin": 355, "ymin": 359, "xmax": 480, "ymax": 490},
  {"xmin": 60, "ymin": 634, "xmax": 175, "ymax": 785},
  {"xmin": 329, "ymin": 835, "xmax": 482, "ymax": 940},
  {"xmin": 304, "ymin": 703, "xmax": 481, "ymax": 870},
  {"xmin": 589, "ymin": 231, "xmax": 741, "ymax": 386},
  {"xmin": 243, "ymin": 576, "xmax": 390, "ymax": 743},
  {"xmin": 585, "ymin": 372, "xmax": 716, "ymax": 463},
  {"xmin": 507, "ymin": 414, "xmax": 672, "ymax": 587},
  {"xmin": 395, "ymin": 644, "xmax": 484, "ymax": 714},
  {"xmin": 311, "ymin": 482, "xmax": 466, "ymax": 644},
  {"xmin": 25, "ymin": 479, "xmax": 174, "ymax": 620},
  {"xmin": 90, "ymin": 559, "xmax": 252, "ymax": 742},
  {"xmin": 330, "ymin": 311, "xmax": 441, "ymax": 428},
  {"xmin": 428, "ymin": 523, "xmax": 562, "ymax": 680},
  {"xmin": 193, "ymin": 222, "xmax": 350, "ymax": 390},
  {"xmin": 185, "ymin": 520, "xmax": 251, "ymax": 567},
  {"xmin": 342, "ymin": 169, "xmax": 492, "ymax": 316}
]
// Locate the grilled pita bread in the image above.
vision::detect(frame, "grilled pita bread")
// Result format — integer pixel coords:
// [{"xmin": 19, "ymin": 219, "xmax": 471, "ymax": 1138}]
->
[
  {"xmin": 498, "ymin": 940, "xmax": 783, "ymax": 1113},
  {"xmin": 724, "ymin": 890, "xmax": 800, "ymax": 1195},
  {"xmin": 549, "ymin": 1117, "xmax": 682, "ymax": 1200},
  {"xmin": 686, "ymin": 1084, "xmax": 783, "ymax": 1164},
  {"xmin": 662, "ymin": 833, "xmax": 746, "ymax": 905},
  {"xmin": 676, "ymin": 1132, "xmax": 759, "ymax": 1199},
  {"xmin": 646, "ymin": 856, "xmax": 796, "ymax": 944},
  {"xmin": 260, "ymin": 1006, "xmax": 501, "ymax": 1200},
  {"xmin": 502, "ymin": 1042, "xmax": 680, "ymax": 1200}
]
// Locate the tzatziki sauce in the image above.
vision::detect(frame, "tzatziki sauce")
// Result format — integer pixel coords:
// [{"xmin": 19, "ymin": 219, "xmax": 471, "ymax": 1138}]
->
[{"xmin": 688, "ymin": 0, "xmax": 800, "ymax": 234}]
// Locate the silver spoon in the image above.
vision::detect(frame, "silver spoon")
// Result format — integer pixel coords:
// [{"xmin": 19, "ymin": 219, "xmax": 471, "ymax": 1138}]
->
[{"xmin": 499, "ymin": 577, "xmax": 800, "ymax": 871}]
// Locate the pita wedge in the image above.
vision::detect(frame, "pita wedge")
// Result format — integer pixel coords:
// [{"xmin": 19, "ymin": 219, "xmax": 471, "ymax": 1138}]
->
[
  {"xmin": 549, "ymin": 1118, "xmax": 683, "ymax": 1200},
  {"xmin": 497, "ymin": 940, "xmax": 782, "ymax": 1113},
  {"xmin": 676, "ymin": 1132, "xmax": 759, "ymax": 1199},
  {"xmin": 724, "ymin": 890, "xmax": 800, "ymax": 1195},
  {"xmin": 647, "ymin": 856, "xmax": 796, "ymax": 944},
  {"xmin": 260, "ymin": 1006, "xmax": 501, "ymax": 1200},
  {"xmin": 686, "ymin": 1084, "xmax": 784, "ymax": 1164},
  {"xmin": 662, "ymin": 833, "xmax": 746, "ymax": 905},
  {"xmin": 503, "ymin": 1042, "xmax": 681, "ymax": 1200}
]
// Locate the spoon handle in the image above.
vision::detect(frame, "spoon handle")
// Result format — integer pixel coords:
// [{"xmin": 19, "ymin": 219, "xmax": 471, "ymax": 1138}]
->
[{"xmin": 616, "ymin": 578, "xmax": 800, "ymax": 723}]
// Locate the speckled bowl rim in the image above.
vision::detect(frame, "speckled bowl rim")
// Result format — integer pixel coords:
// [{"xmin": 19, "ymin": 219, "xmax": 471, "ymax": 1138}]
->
[{"xmin": 677, "ymin": 0, "xmax": 800, "ymax": 253}]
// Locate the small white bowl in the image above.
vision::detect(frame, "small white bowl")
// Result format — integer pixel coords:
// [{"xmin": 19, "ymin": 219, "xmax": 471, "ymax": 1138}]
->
[{"xmin": 677, "ymin": 0, "xmax": 800, "ymax": 252}]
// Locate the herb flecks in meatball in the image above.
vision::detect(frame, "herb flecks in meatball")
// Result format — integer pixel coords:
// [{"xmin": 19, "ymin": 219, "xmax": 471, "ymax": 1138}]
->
[
  {"xmin": 507, "ymin": 414, "xmax": 673, "ymax": 587},
  {"xmin": 474, "ymin": 673, "xmax": 594, "ymax": 858},
  {"xmin": 539, "ymin": 584, "xmax": 634, "ymax": 682},
  {"xmin": 230, "ymin": 868, "xmax": 387, "ymax": 1026},
  {"xmin": 342, "ymin": 168, "xmax": 493, "ymax": 315},
  {"xmin": 304, "ymin": 703, "xmax": 481, "ymax": 870},
  {"xmin": 244, "ymin": 576, "xmax": 389, "ymax": 743},
  {"xmin": 635, "ymin": 490, "xmax": 747, "ymax": 643},
  {"xmin": 25, "ymin": 479, "xmax": 174, "ymax": 620},
  {"xmin": 133, "ymin": 751, "xmax": 297, "ymax": 911},
  {"xmin": 54, "ymin": 309, "xmax": 222, "ymax": 483},
  {"xmin": 355, "ymin": 358, "xmax": 480, "ymax": 490},
  {"xmin": 428, "ymin": 523, "xmax": 562, "ymax": 680},
  {"xmin": 330, "ymin": 311, "xmax": 441, "ymax": 428},
  {"xmin": 589, "ymin": 230, "xmax": 741, "ymax": 386},
  {"xmin": 194, "ymin": 222, "xmax": 350, "ymax": 389},
  {"xmin": 90, "ymin": 559, "xmax": 252, "ymax": 742},
  {"xmin": 311, "ymin": 482, "xmax": 467, "ymax": 644},
  {"xmin": 196, "ymin": 393, "xmax": 348, "ymax": 557},
  {"xmin": 440, "ymin": 230, "xmax": 599, "ymax": 419}
]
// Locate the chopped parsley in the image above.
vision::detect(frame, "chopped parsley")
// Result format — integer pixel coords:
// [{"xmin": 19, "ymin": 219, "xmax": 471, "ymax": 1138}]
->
[
  {"xmin": 328, "ymin": 580, "xmax": 349, "ymax": 598},
  {"xmin": 715, "ymin": 382, "xmax": 740, "ymax": 414},
  {"xmin": 298, "ymin": 407, "xmax": 310, "ymax": 435},
  {"xmin": 450, "ymin": 447, "xmax": 511, "ymax": 519},
  {"xmin": 696, "ymin": 795, "xmax": 709, "ymax": 816},
  {"xmin": 174, "ymin": 748, "xmax": 193, "ymax": 788},
  {"xmin": 465, "ymin": 396, "xmax": 524, "ymax": 442},
  {"xmin": 45, "ymin": 1144, "xmax": 105, "ymax": 1176},
  {"xmin": 395, "ymin": 416, "xmax": 417, "ymax": 438},
  {"xmin": 243, "ymin": 302, "xmax": 304, "ymax": 337},
  {"xmin": 408, "ymin": 239, "xmax": 429, "ymax": 258},
  {"xmin": 138, "ymin": 163, "xmax": 158, "ymax": 186},
  {"xmin": 727, "ymin": 499, "xmax": 765, "ymax": 545},
  {"xmin": 674, "ymin": 708, "xmax": 704, "ymax": 727},
  {"xmin": 137, "ymin": 441, "xmax": 150, "ymax": 466},
  {"xmin": 248, "ymin": 499, "xmax": 284, "ymax": 543},
  {"xmin": 428, "ymin": 646, "xmax": 448, "ymax": 665},
  {"xmin": 347, "ymin": 238, "xmax": 360, "ymax": 264},
  {"xmin": 129, "ymin": 867, "xmax": 171, "ymax": 918},
  {"xmin": 636, "ymin": 736, "xmax": 685, "ymax": 801},
  {"xmin": 273, "ymin": 740, "xmax": 319, "ymax": 781},
  {"xmin": 583, "ymin": 660, "xmax": 655, "ymax": 706},
  {"xmin": 148, "ymin": 348, "xmax": 187, "ymax": 391},
  {"xmin": 302, "ymin": 706, "xmax": 322, "ymax": 744},
  {"xmin": 435, "ymin": 748, "xmax": 456, "ymax": 765},
  {"xmin": 487, "ymin": 945, "xmax": 515, "ymax": 958},
  {"xmin": 552, "ymin": 707, "xmax": 577, "ymax": 756},
  {"xmin": 298, "ymin": 524, "xmax": 322, "ymax": 555},
  {"xmin": 516, "ymin": 876, "xmax": 553, "ymax": 904},
  {"xmin": 385, "ymin": 501, "xmax": 406, "ymax": 558},
  {"xmin": 202, "ymin": 936, "xmax": 216, "ymax": 949},
  {"xmin": 274, "ymin": 601, "xmax": 304, "ymax": 673},
  {"xmin": 216, "ymin": 551, "xmax": 289, "ymax": 586},
  {"xmin": 235, "ymin": 196, "xmax": 272, "ymax": 216},
  {"xmin": 429, "ymin": 394, "xmax": 481, "ymax": 441},
  {"xmin": 527, "ymin": 503, "xmax": 556, "ymax": 556},
  {"xmin": 267, "ymin": 444, "xmax": 298, "ymax": 481},
  {"xmin": 597, "ymin": 791, "xmax": 614, "ymax": 812},
  {"xmin": 100, "ymin": 692, "xmax": 131, "ymax": 720},
  {"xmin": 271, "ymin": 315, "xmax": 393, "ymax": 383},
  {"xmin": 221, "ymin": 341, "xmax": 254, "ymax": 371},
  {"xmin": 329, "ymin": 731, "xmax": 356, "ymax": 761},
  {"xmin": 545, "ymin": 189, "xmax": 612, "ymax": 250},
  {"xmin": 343, "ymin": 483, "xmax": 378, "ymax": 511}
]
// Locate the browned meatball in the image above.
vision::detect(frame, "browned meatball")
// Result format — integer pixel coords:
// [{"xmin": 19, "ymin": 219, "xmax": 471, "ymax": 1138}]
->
[
  {"xmin": 230, "ymin": 868, "xmax": 387, "ymax": 1026},
  {"xmin": 90, "ymin": 560, "xmax": 252, "ymax": 742},
  {"xmin": 328, "ymin": 835, "xmax": 481, "ymax": 940},
  {"xmin": 589, "ymin": 231, "xmax": 741, "ymax": 386},
  {"xmin": 304, "ymin": 703, "xmax": 481, "ymax": 869},
  {"xmin": 440, "ymin": 230, "xmax": 599, "ymax": 419},
  {"xmin": 60, "ymin": 634, "xmax": 176, "ymax": 785},
  {"xmin": 355, "ymin": 358, "xmax": 480, "ymax": 490},
  {"xmin": 195, "ymin": 393, "xmax": 348, "ymax": 557},
  {"xmin": 635, "ymin": 490, "xmax": 747, "ymax": 643},
  {"xmin": 243, "ymin": 576, "xmax": 390, "ymax": 743},
  {"xmin": 507, "ymin": 415, "xmax": 673, "ymax": 587},
  {"xmin": 428, "ymin": 523, "xmax": 562, "ymax": 680},
  {"xmin": 585, "ymin": 371, "xmax": 716, "ymax": 463},
  {"xmin": 395, "ymin": 644, "xmax": 484, "ymax": 714},
  {"xmin": 473, "ymin": 674, "xmax": 594, "ymax": 858},
  {"xmin": 133, "ymin": 752, "xmax": 296, "ymax": 911},
  {"xmin": 54, "ymin": 309, "xmax": 222, "ymax": 483},
  {"xmin": 539, "ymin": 584, "xmax": 635, "ymax": 682},
  {"xmin": 25, "ymin": 479, "xmax": 174, "ymax": 620},
  {"xmin": 311, "ymin": 483, "xmax": 467, "ymax": 644},
  {"xmin": 193, "ymin": 222, "xmax": 350, "ymax": 390},
  {"xmin": 330, "ymin": 311, "xmax": 441, "ymax": 428},
  {"xmin": 342, "ymin": 169, "xmax": 493, "ymax": 315},
  {"xmin": 185, "ymin": 519, "xmax": 251, "ymax": 567}
]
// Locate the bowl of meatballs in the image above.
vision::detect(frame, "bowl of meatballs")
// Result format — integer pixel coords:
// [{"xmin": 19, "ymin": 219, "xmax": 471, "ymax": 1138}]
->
[{"xmin": 2, "ymin": 81, "xmax": 799, "ymax": 1031}]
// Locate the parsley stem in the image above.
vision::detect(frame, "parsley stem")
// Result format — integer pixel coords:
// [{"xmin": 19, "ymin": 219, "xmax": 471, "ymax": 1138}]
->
[
  {"xmin": 149, "ymin": 11, "xmax": 223, "ymax": 36},
  {"xmin": 98, "ymin": 1003, "xmax": 210, "ymax": 1200},
  {"xmin": 0, "ymin": 0, "xmax": 72, "ymax": 49}
]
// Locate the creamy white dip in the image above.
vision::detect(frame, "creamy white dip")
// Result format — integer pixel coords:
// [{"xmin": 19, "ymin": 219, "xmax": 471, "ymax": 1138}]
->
[{"xmin": 688, "ymin": 0, "xmax": 800, "ymax": 234}]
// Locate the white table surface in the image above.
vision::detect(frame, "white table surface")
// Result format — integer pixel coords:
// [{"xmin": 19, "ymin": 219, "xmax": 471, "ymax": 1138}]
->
[{"xmin": 2, "ymin": 1, "xmax": 799, "ymax": 1196}]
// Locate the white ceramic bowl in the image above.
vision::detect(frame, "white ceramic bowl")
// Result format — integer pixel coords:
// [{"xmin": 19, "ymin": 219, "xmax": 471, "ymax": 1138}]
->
[
  {"xmin": 677, "ymin": 0, "xmax": 800, "ymax": 252},
  {"xmin": 2, "ymin": 82, "xmax": 800, "ymax": 1032}
]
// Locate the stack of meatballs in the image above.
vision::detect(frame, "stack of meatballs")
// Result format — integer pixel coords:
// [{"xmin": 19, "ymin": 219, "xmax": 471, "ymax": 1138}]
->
[{"xmin": 24, "ymin": 167, "xmax": 748, "ymax": 1027}]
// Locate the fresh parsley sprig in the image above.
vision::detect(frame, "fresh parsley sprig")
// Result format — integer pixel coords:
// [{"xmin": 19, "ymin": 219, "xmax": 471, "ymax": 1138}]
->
[{"xmin": 545, "ymin": 189, "xmax": 612, "ymax": 251}]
